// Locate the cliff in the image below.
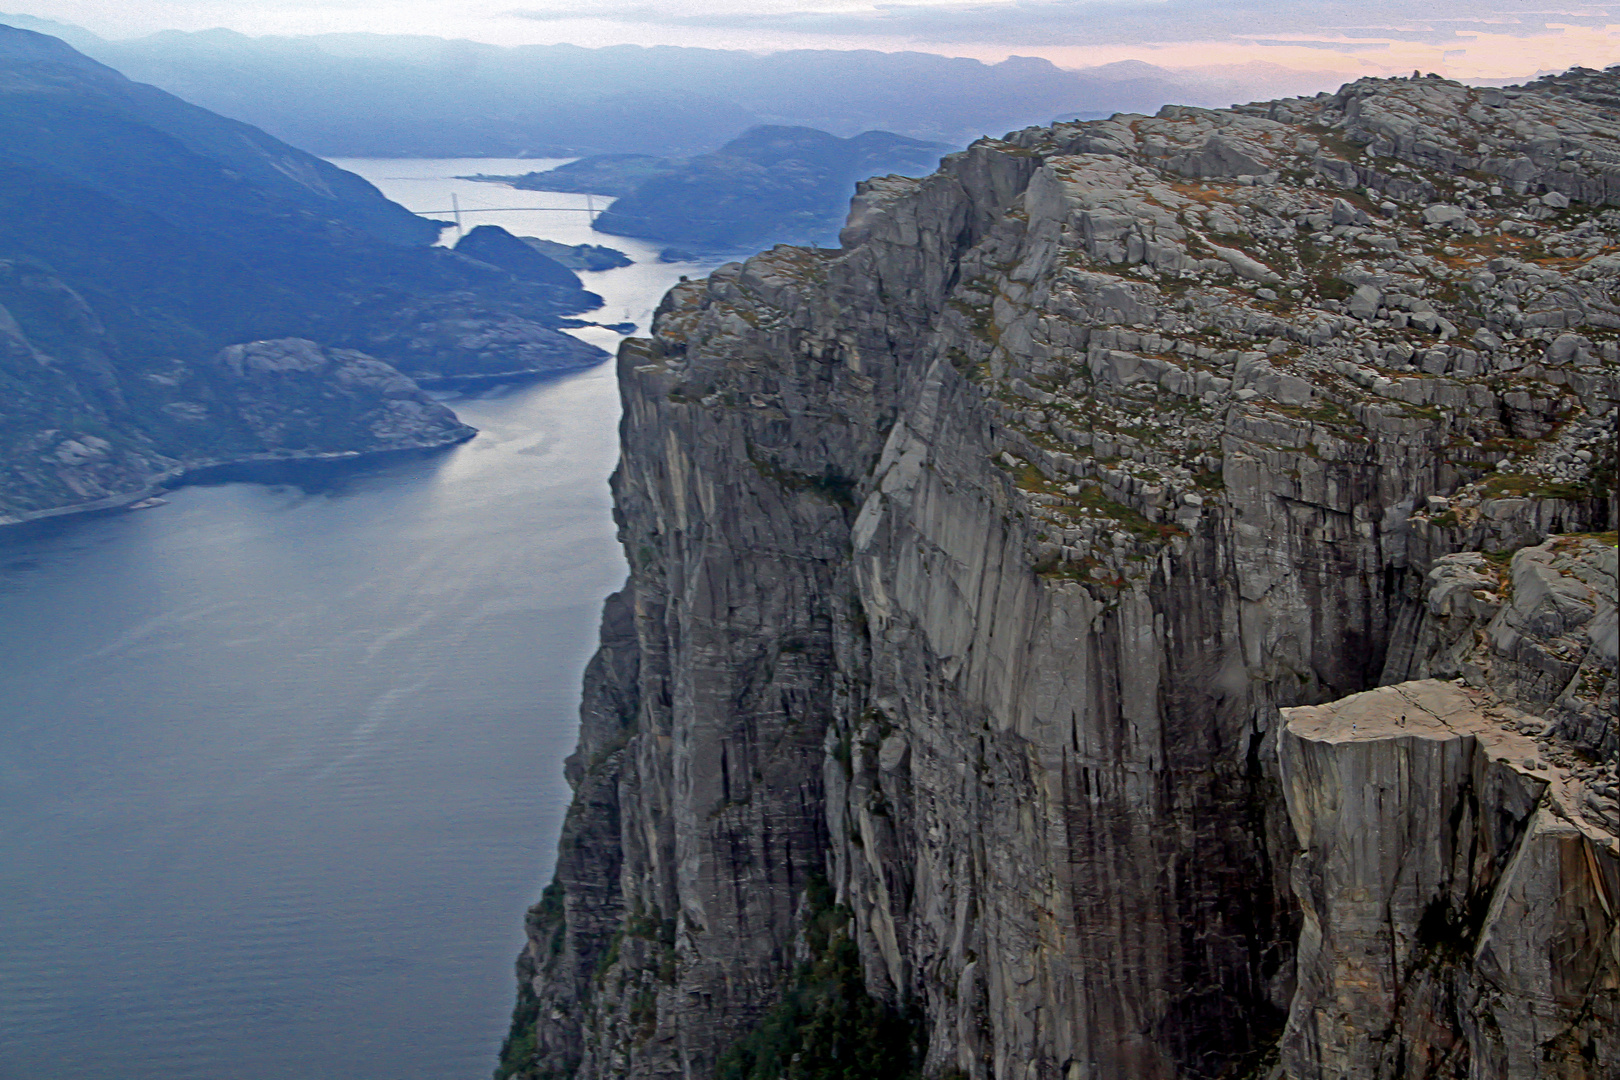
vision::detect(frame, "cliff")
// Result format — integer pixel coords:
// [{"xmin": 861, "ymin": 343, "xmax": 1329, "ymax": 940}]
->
[
  {"xmin": 1280, "ymin": 532, "xmax": 1617, "ymax": 1079},
  {"xmin": 504, "ymin": 69, "xmax": 1620, "ymax": 1080},
  {"xmin": 0, "ymin": 24, "xmax": 605, "ymax": 523}
]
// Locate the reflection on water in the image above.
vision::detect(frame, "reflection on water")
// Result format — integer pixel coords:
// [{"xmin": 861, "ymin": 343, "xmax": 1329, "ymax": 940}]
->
[
  {"xmin": 0, "ymin": 159, "xmax": 709, "ymax": 1080},
  {"xmin": 0, "ymin": 373, "xmax": 619, "ymax": 1080}
]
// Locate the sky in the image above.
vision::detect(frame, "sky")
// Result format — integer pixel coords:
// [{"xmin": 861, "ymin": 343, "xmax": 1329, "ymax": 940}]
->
[{"xmin": 9, "ymin": 0, "xmax": 1619, "ymax": 78}]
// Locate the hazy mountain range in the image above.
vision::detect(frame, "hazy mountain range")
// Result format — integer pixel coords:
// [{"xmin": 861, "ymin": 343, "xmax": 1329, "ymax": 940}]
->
[
  {"xmin": 496, "ymin": 126, "xmax": 950, "ymax": 253},
  {"xmin": 0, "ymin": 23, "xmax": 603, "ymax": 520},
  {"xmin": 0, "ymin": 12, "xmax": 1355, "ymax": 157}
]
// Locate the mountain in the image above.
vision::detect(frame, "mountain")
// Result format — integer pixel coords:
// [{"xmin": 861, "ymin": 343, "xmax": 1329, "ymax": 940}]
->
[
  {"xmin": 577, "ymin": 126, "xmax": 951, "ymax": 253},
  {"xmin": 489, "ymin": 126, "xmax": 951, "ymax": 255},
  {"xmin": 453, "ymin": 225, "xmax": 590, "ymax": 290},
  {"xmin": 0, "ymin": 22, "xmax": 436, "ymax": 247},
  {"xmin": 498, "ymin": 155, "xmax": 679, "ymax": 199},
  {"xmin": 0, "ymin": 24, "xmax": 605, "ymax": 522},
  {"xmin": 0, "ymin": 18, "xmax": 1353, "ymax": 157},
  {"xmin": 501, "ymin": 69, "xmax": 1619, "ymax": 1080}
]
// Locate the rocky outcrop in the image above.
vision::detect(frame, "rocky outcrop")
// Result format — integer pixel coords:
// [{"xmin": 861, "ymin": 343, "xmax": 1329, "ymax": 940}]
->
[
  {"xmin": 505, "ymin": 68, "xmax": 1620, "ymax": 1080},
  {"xmin": 210, "ymin": 338, "xmax": 474, "ymax": 450},
  {"xmin": 1279, "ymin": 679, "xmax": 1616, "ymax": 1080},
  {"xmin": 1385, "ymin": 536, "xmax": 1618, "ymax": 761}
]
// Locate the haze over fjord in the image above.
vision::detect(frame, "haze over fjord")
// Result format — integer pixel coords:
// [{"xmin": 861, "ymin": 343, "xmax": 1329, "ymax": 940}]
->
[{"xmin": 6, "ymin": 1, "xmax": 1614, "ymax": 160}]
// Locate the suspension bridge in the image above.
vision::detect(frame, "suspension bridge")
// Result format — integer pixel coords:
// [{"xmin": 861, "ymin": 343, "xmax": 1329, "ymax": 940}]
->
[{"xmin": 415, "ymin": 193, "xmax": 604, "ymax": 230}]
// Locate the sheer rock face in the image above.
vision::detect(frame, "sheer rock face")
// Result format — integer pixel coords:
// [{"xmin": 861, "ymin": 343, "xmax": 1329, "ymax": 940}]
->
[
  {"xmin": 1279, "ymin": 679, "xmax": 1617, "ymax": 1080},
  {"xmin": 1280, "ymin": 535, "xmax": 1620, "ymax": 1080},
  {"xmin": 511, "ymin": 70, "xmax": 1619, "ymax": 1080}
]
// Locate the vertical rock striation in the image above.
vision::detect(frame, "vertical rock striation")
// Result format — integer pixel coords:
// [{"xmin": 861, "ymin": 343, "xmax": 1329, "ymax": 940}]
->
[
  {"xmin": 505, "ymin": 69, "xmax": 1620, "ymax": 1080},
  {"xmin": 1279, "ymin": 679, "xmax": 1617, "ymax": 1079}
]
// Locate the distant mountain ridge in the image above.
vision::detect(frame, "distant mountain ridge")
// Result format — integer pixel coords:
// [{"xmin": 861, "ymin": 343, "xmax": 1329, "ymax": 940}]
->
[
  {"xmin": 0, "ymin": 16, "xmax": 1355, "ymax": 157},
  {"xmin": 0, "ymin": 23, "xmax": 605, "ymax": 522},
  {"xmin": 0, "ymin": 20, "xmax": 434, "ymax": 246},
  {"xmin": 578, "ymin": 126, "xmax": 951, "ymax": 253},
  {"xmin": 494, "ymin": 155, "xmax": 677, "ymax": 198}
]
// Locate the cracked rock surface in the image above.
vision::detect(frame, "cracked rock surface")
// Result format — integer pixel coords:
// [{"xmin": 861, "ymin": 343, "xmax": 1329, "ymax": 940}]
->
[{"xmin": 506, "ymin": 68, "xmax": 1620, "ymax": 1080}]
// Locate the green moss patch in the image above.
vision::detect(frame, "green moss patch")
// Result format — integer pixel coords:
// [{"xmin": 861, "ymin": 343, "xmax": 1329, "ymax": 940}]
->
[{"xmin": 716, "ymin": 877, "xmax": 921, "ymax": 1080}]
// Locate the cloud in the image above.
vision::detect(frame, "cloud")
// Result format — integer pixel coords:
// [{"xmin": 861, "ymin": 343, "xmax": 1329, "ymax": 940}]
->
[
  {"xmin": 13, "ymin": 0, "xmax": 1615, "ymax": 79},
  {"xmin": 505, "ymin": 0, "xmax": 1619, "ymax": 49},
  {"xmin": 505, "ymin": 4, "xmax": 656, "ymax": 21},
  {"xmin": 1246, "ymin": 39, "xmax": 1394, "ymax": 53}
]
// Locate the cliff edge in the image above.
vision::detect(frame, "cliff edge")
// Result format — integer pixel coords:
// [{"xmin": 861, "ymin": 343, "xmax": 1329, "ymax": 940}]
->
[{"xmin": 504, "ymin": 68, "xmax": 1619, "ymax": 1080}]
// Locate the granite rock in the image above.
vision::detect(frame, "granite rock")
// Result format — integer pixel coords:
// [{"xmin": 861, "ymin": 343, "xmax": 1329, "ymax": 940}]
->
[
  {"xmin": 504, "ymin": 66, "xmax": 1620, "ymax": 1080},
  {"xmin": 1279, "ymin": 679, "xmax": 1617, "ymax": 1080}
]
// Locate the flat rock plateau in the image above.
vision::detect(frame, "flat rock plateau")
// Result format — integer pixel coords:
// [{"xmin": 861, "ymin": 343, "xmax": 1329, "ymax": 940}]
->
[{"xmin": 502, "ymin": 68, "xmax": 1620, "ymax": 1080}]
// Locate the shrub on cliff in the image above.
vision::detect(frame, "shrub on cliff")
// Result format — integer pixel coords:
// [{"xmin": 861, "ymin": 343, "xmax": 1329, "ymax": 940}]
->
[{"xmin": 716, "ymin": 877, "xmax": 920, "ymax": 1080}]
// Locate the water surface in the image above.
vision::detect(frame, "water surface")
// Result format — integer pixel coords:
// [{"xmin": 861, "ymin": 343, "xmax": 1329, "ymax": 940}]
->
[
  {"xmin": 0, "ymin": 159, "xmax": 705, "ymax": 1080},
  {"xmin": 331, "ymin": 156, "xmax": 695, "ymax": 339}
]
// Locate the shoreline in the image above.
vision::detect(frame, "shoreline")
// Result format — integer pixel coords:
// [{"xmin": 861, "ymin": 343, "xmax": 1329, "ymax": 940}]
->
[
  {"xmin": 0, "ymin": 429, "xmax": 478, "ymax": 531},
  {"xmin": 1, "ymin": 345, "xmax": 623, "ymax": 530},
  {"xmin": 414, "ymin": 363, "xmax": 609, "ymax": 389}
]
